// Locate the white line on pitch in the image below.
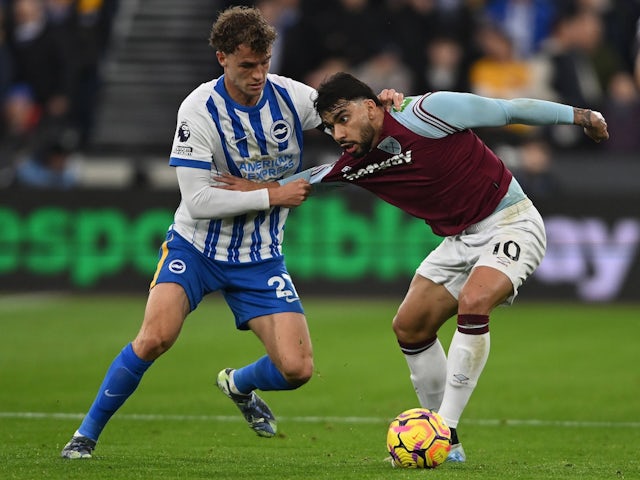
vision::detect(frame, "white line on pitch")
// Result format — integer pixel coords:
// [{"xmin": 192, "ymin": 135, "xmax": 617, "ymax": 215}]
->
[{"xmin": 0, "ymin": 412, "xmax": 638, "ymax": 428}]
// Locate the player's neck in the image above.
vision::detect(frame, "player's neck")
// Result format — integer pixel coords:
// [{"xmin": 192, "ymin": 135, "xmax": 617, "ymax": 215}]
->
[{"xmin": 371, "ymin": 107, "xmax": 386, "ymax": 148}]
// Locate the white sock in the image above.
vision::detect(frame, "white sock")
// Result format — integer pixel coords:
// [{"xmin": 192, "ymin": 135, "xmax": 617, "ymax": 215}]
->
[
  {"xmin": 403, "ymin": 338, "xmax": 447, "ymax": 411},
  {"xmin": 228, "ymin": 370, "xmax": 244, "ymax": 395},
  {"xmin": 438, "ymin": 330, "xmax": 490, "ymax": 429}
]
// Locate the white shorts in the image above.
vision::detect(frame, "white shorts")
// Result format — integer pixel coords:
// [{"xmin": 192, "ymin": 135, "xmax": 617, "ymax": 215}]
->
[{"xmin": 416, "ymin": 198, "xmax": 546, "ymax": 305}]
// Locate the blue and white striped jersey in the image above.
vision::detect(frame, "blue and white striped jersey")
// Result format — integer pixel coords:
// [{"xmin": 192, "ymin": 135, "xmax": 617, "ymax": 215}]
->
[{"xmin": 168, "ymin": 73, "xmax": 320, "ymax": 263}]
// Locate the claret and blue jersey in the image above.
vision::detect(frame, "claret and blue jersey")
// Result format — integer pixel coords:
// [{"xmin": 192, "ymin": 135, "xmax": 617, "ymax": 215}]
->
[{"xmin": 288, "ymin": 91, "xmax": 574, "ymax": 237}]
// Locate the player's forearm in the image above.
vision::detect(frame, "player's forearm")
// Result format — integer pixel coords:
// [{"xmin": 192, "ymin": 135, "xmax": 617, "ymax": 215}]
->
[
  {"xmin": 499, "ymin": 98, "xmax": 575, "ymax": 126},
  {"xmin": 177, "ymin": 167, "xmax": 270, "ymax": 219},
  {"xmin": 421, "ymin": 92, "xmax": 575, "ymax": 129},
  {"xmin": 186, "ymin": 187, "xmax": 270, "ymax": 219}
]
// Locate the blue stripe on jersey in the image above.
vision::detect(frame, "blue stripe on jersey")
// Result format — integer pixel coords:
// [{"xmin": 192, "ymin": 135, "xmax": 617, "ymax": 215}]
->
[
  {"xmin": 206, "ymin": 96, "xmax": 242, "ymax": 176},
  {"xmin": 204, "ymin": 219, "xmax": 222, "ymax": 258},
  {"xmin": 249, "ymin": 109, "xmax": 268, "ymax": 155},
  {"xmin": 271, "ymin": 83, "xmax": 305, "ymax": 173},
  {"xmin": 264, "ymin": 83, "xmax": 287, "ymax": 152},
  {"xmin": 228, "ymin": 108, "xmax": 249, "ymax": 157},
  {"xmin": 250, "ymin": 212, "xmax": 265, "ymax": 262},
  {"xmin": 228, "ymin": 215, "xmax": 246, "ymax": 262},
  {"xmin": 169, "ymin": 157, "xmax": 211, "ymax": 169},
  {"xmin": 269, "ymin": 207, "xmax": 281, "ymax": 257},
  {"xmin": 213, "ymin": 79, "xmax": 250, "ymax": 158}
]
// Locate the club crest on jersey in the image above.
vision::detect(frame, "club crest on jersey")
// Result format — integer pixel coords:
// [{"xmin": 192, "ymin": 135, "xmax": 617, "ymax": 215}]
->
[
  {"xmin": 270, "ymin": 120, "xmax": 292, "ymax": 143},
  {"xmin": 177, "ymin": 121, "xmax": 191, "ymax": 142},
  {"xmin": 377, "ymin": 136, "xmax": 401, "ymax": 154}
]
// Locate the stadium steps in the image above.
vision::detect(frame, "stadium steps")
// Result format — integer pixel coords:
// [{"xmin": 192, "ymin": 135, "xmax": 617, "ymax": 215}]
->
[{"xmin": 89, "ymin": 0, "xmax": 222, "ymax": 156}]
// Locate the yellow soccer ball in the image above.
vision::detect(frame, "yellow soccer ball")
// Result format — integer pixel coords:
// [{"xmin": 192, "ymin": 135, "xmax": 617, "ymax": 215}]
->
[{"xmin": 386, "ymin": 408, "xmax": 451, "ymax": 468}]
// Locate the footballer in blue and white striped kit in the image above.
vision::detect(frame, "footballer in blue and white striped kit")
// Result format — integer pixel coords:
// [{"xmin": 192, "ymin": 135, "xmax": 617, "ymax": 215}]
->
[
  {"xmin": 167, "ymin": 72, "xmax": 319, "ymax": 264},
  {"xmin": 61, "ymin": 6, "xmax": 323, "ymax": 459}
]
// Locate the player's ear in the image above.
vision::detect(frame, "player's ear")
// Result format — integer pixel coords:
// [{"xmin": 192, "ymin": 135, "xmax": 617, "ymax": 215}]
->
[
  {"xmin": 366, "ymin": 98, "xmax": 380, "ymax": 117},
  {"xmin": 216, "ymin": 51, "xmax": 226, "ymax": 67}
]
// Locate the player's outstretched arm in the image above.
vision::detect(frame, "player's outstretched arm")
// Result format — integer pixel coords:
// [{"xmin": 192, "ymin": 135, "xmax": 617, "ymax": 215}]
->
[
  {"xmin": 573, "ymin": 108, "xmax": 609, "ymax": 142},
  {"xmin": 420, "ymin": 93, "xmax": 611, "ymax": 141}
]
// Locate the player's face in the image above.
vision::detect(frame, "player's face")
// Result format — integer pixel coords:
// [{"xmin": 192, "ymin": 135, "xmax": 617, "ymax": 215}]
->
[
  {"xmin": 217, "ymin": 44, "xmax": 271, "ymax": 106},
  {"xmin": 321, "ymin": 99, "xmax": 378, "ymax": 158}
]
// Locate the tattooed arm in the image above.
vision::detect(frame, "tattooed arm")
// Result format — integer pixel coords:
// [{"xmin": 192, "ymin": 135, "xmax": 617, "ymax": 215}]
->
[
  {"xmin": 415, "ymin": 93, "xmax": 609, "ymax": 144},
  {"xmin": 573, "ymin": 107, "xmax": 609, "ymax": 143}
]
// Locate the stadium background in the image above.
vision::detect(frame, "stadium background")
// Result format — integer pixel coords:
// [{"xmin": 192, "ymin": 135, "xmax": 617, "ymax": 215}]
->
[{"xmin": 1, "ymin": 0, "xmax": 639, "ymax": 302}]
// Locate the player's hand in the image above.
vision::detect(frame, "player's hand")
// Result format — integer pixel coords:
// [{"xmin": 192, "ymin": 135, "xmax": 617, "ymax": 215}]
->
[
  {"xmin": 268, "ymin": 179, "xmax": 311, "ymax": 208},
  {"xmin": 583, "ymin": 110, "xmax": 609, "ymax": 143},
  {"xmin": 575, "ymin": 108, "xmax": 609, "ymax": 143},
  {"xmin": 378, "ymin": 88, "xmax": 404, "ymax": 111},
  {"xmin": 214, "ymin": 173, "xmax": 277, "ymax": 191}
]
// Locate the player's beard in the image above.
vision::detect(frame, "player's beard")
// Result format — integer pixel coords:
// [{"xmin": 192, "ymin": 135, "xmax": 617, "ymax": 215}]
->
[{"xmin": 351, "ymin": 122, "xmax": 377, "ymax": 158}]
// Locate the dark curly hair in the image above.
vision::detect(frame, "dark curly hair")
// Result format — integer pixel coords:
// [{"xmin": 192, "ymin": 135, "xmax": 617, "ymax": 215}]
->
[
  {"xmin": 209, "ymin": 6, "xmax": 276, "ymax": 55},
  {"xmin": 314, "ymin": 72, "xmax": 382, "ymax": 115}
]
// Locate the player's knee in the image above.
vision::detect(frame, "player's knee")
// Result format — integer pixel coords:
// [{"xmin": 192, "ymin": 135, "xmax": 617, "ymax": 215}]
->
[
  {"xmin": 457, "ymin": 289, "xmax": 494, "ymax": 314},
  {"xmin": 132, "ymin": 334, "xmax": 175, "ymax": 361},
  {"xmin": 392, "ymin": 314, "xmax": 410, "ymax": 339},
  {"xmin": 392, "ymin": 313, "xmax": 437, "ymax": 343},
  {"xmin": 281, "ymin": 358, "xmax": 313, "ymax": 387}
]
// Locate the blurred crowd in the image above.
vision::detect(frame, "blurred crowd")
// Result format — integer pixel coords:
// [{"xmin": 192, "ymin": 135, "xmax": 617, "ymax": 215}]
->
[
  {"xmin": 227, "ymin": 0, "xmax": 640, "ymax": 199},
  {"xmin": 0, "ymin": 0, "xmax": 118, "ymax": 188},
  {"xmin": 1, "ymin": 0, "xmax": 639, "ymax": 193}
]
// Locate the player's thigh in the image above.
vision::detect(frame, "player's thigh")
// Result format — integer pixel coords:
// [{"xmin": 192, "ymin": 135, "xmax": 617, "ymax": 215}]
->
[
  {"xmin": 249, "ymin": 312, "xmax": 313, "ymax": 380},
  {"xmin": 133, "ymin": 282, "xmax": 190, "ymax": 360},
  {"xmin": 393, "ymin": 274, "xmax": 458, "ymax": 342},
  {"xmin": 151, "ymin": 231, "xmax": 221, "ymax": 313},
  {"xmin": 415, "ymin": 235, "xmax": 470, "ymax": 306},
  {"xmin": 458, "ymin": 266, "xmax": 514, "ymax": 314},
  {"xmin": 469, "ymin": 205, "xmax": 546, "ymax": 307}
]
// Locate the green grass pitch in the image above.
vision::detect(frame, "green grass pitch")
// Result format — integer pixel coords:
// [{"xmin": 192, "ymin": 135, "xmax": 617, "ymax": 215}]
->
[{"xmin": 1, "ymin": 295, "xmax": 639, "ymax": 479}]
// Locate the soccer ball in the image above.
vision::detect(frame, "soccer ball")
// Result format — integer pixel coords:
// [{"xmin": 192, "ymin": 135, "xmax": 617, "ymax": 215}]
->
[{"xmin": 386, "ymin": 408, "xmax": 451, "ymax": 468}]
